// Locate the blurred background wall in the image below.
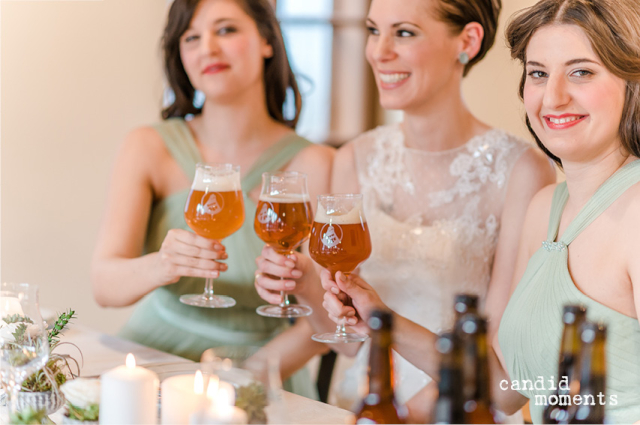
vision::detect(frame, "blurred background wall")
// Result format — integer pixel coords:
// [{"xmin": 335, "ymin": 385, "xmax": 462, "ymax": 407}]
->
[{"xmin": 1, "ymin": 0, "xmax": 537, "ymax": 334}]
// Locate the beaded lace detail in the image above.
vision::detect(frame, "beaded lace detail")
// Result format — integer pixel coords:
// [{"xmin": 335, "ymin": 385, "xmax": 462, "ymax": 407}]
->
[{"xmin": 336, "ymin": 124, "xmax": 530, "ymax": 408}]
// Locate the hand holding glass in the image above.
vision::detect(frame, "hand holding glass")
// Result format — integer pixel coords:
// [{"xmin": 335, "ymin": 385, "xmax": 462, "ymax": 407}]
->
[
  {"xmin": 308, "ymin": 194, "xmax": 372, "ymax": 343},
  {"xmin": 254, "ymin": 171, "xmax": 314, "ymax": 318},
  {"xmin": 181, "ymin": 163, "xmax": 245, "ymax": 308}
]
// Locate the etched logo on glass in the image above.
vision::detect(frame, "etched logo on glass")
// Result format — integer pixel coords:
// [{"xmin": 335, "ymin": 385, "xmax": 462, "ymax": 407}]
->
[
  {"xmin": 321, "ymin": 224, "xmax": 342, "ymax": 249},
  {"xmin": 197, "ymin": 192, "xmax": 224, "ymax": 216},
  {"xmin": 257, "ymin": 202, "xmax": 277, "ymax": 224}
]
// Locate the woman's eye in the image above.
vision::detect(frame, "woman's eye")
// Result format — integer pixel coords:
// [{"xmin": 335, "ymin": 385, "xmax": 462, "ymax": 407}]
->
[
  {"xmin": 528, "ymin": 70, "xmax": 547, "ymax": 79},
  {"xmin": 366, "ymin": 26, "xmax": 379, "ymax": 36},
  {"xmin": 184, "ymin": 34, "xmax": 199, "ymax": 43},
  {"xmin": 217, "ymin": 26, "xmax": 237, "ymax": 35},
  {"xmin": 396, "ymin": 29, "xmax": 414, "ymax": 37},
  {"xmin": 572, "ymin": 69, "xmax": 593, "ymax": 77}
]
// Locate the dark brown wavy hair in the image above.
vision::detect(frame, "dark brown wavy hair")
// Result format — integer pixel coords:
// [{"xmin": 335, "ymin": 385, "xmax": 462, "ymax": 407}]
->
[
  {"xmin": 434, "ymin": 0, "xmax": 502, "ymax": 77},
  {"xmin": 506, "ymin": 0, "xmax": 640, "ymax": 166},
  {"xmin": 160, "ymin": 0, "xmax": 302, "ymax": 128}
]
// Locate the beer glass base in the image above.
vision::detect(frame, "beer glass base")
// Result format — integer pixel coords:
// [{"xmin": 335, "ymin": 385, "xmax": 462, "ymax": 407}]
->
[
  {"xmin": 311, "ymin": 332, "xmax": 368, "ymax": 344},
  {"xmin": 179, "ymin": 294, "xmax": 236, "ymax": 308},
  {"xmin": 256, "ymin": 304, "xmax": 313, "ymax": 318}
]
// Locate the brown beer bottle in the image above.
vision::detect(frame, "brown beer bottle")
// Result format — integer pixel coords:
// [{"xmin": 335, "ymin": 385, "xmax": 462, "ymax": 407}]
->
[
  {"xmin": 354, "ymin": 309, "xmax": 406, "ymax": 424},
  {"xmin": 459, "ymin": 315, "xmax": 497, "ymax": 424},
  {"xmin": 543, "ymin": 305, "xmax": 587, "ymax": 424},
  {"xmin": 433, "ymin": 332, "xmax": 465, "ymax": 424},
  {"xmin": 569, "ymin": 322, "xmax": 607, "ymax": 424}
]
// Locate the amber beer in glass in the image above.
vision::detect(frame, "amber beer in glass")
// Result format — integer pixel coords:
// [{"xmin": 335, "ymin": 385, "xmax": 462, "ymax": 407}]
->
[
  {"xmin": 309, "ymin": 194, "xmax": 372, "ymax": 343},
  {"xmin": 254, "ymin": 171, "xmax": 314, "ymax": 318},
  {"xmin": 181, "ymin": 163, "xmax": 245, "ymax": 308}
]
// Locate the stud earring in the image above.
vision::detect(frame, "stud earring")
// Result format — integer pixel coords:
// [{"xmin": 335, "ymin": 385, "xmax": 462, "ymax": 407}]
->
[{"xmin": 458, "ymin": 51, "xmax": 470, "ymax": 65}]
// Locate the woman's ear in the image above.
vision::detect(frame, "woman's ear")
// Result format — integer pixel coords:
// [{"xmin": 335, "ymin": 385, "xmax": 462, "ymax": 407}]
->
[
  {"xmin": 458, "ymin": 22, "xmax": 484, "ymax": 62},
  {"xmin": 262, "ymin": 40, "xmax": 274, "ymax": 59}
]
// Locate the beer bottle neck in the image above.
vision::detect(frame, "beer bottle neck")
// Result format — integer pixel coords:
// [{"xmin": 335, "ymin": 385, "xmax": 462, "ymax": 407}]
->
[
  {"xmin": 366, "ymin": 330, "xmax": 395, "ymax": 400},
  {"xmin": 557, "ymin": 322, "xmax": 581, "ymax": 390}
]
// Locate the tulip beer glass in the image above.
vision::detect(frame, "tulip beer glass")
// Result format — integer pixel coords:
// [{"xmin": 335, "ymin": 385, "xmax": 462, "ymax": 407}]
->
[
  {"xmin": 309, "ymin": 194, "xmax": 372, "ymax": 343},
  {"xmin": 182, "ymin": 163, "xmax": 245, "ymax": 308},
  {"xmin": 254, "ymin": 171, "xmax": 314, "ymax": 318}
]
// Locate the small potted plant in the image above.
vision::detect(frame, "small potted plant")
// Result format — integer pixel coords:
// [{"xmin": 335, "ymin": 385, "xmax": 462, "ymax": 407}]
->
[
  {"xmin": 59, "ymin": 378, "xmax": 100, "ymax": 424},
  {"xmin": 14, "ymin": 310, "xmax": 81, "ymax": 416}
]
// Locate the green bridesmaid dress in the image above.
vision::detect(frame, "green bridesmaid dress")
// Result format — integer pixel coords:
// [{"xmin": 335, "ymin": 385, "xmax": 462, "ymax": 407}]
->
[
  {"xmin": 118, "ymin": 117, "xmax": 317, "ymax": 398},
  {"xmin": 499, "ymin": 160, "xmax": 640, "ymax": 424}
]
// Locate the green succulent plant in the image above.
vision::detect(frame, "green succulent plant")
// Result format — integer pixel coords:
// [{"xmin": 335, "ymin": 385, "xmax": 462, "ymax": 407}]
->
[{"xmin": 20, "ymin": 310, "xmax": 81, "ymax": 393}]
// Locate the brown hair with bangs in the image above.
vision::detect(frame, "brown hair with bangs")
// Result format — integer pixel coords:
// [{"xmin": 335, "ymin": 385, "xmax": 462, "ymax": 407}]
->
[
  {"xmin": 160, "ymin": 0, "xmax": 302, "ymax": 128},
  {"xmin": 506, "ymin": 0, "xmax": 640, "ymax": 166},
  {"xmin": 434, "ymin": 0, "xmax": 502, "ymax": 76}
]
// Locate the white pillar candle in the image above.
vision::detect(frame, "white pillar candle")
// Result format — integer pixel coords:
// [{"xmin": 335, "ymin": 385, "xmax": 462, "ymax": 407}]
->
[
  {"xmin": 100, "ymin": 353, "xmax": 159, "ymax": 425},
  {"xmin": 161, "ymin": 371, "xmax": 208, "ymax": 424}
]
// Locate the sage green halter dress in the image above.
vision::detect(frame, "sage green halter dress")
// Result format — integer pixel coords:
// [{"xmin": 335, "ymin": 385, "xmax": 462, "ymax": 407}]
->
[
  {"xmin": 499, "ymin": 160, "xmax": 640, "ymax": 424},
  {"xmin": 118, "ymin": 118, "xmax": 315, "ymax": 397}
]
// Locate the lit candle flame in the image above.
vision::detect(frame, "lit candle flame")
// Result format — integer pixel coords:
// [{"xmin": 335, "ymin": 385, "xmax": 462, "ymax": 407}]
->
[
  {"xmin": 194, "ymin": 370, "xmax": 204, "ymax": 395},
  {"xmin": 206, "ymin": 375, "xmax": 220, "ymax": 399},
  {"xmin": 125, "ymin": 353, "xmax": 136, "ymax": 368},
  {"xmin": 217, "ymin": 385, "xmax": 235, "ymax": 408}
]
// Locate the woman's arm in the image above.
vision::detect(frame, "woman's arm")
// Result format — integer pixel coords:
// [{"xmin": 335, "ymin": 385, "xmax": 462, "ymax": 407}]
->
[{"xmin": 91, "ymin": 128, "xmax": 226, "ymax": 307}]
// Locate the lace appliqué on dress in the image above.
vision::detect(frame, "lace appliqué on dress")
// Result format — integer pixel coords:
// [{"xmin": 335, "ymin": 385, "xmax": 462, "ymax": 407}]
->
[
  {"xmin": 362, "ymin": 125, "xmax": 415, "ymax": 208},
  {"xmin": 429, "ymin": 132, "xmax": 514, "ymax": 208}
]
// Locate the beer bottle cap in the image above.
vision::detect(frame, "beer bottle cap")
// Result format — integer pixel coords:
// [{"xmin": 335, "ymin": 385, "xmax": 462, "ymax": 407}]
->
[
  {"xmin": 368, "ymin": 309, "xmax": 393, "ymax": 331},
  {"xmin": 580, "ymin": 322, "xmax": 606, "ymax": 343},
  {"xmin": 562, "ymin": 305, "xmax": 586, "ymax": 324},
  {"xmin": 454, "ymin": 294, "xmax": 478, "ymax": 314},
  {"xmin": 436, "ymin": 332, "xmax": 457, "ymax": 354},
  {"xmin": 459, "ymin": 315, "xmax": 487, "ymax": 335}
]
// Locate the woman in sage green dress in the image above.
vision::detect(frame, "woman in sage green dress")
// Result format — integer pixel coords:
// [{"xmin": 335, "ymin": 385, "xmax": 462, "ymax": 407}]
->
[
  {"xmin": 319, "ymin": 0, "xmax": 640, "ymax": 422},
  {"xmin": 91, "ymin": 0, "xmax": 332, "ymax": 397}
]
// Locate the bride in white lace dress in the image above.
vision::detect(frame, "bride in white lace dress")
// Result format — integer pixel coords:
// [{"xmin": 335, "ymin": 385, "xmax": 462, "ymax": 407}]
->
[
  {"xmin": 253, "ymin": 0, "xmax": 556, "ymax": 418},
  {"xmin": 334, "ymin": 124, "xmax": 532, "ymax": 407}
]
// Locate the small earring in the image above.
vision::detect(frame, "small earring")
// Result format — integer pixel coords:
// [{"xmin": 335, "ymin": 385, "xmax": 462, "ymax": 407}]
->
[{"xmin": 458, "ymin": 51, "xmax": 470, "ymax": 65}]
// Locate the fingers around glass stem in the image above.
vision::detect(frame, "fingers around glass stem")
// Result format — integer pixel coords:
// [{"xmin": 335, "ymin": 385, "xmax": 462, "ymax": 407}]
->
[
  {"xmin": 256, "ymin": 277, "xmax": 313, "ymax": 318},
  {"xmin": 313, "ymin": 273, "xmax": 368, "ymax": 343}
]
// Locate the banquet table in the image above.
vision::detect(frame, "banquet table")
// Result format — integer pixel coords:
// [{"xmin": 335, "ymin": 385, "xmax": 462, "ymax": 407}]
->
[{"xmin": 47, "ymin": 324, "xmax": 352, "ymax": 425}]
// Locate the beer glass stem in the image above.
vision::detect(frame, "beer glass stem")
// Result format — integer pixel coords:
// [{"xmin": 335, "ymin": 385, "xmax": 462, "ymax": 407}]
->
[
  {"xmin": 204, "ymin": 277, "xmax": 215, "ymax": 300},
  {"xmin": 280, "ymin": 287, "xmax": 291, "ymax": 308},
  {"xmin": 336, "ymin": 320, "xmax": 348, "ymax": 336}
]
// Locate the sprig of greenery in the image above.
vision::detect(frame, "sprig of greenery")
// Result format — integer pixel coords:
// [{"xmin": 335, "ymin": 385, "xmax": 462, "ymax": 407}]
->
[
  {"xmin": 3, "ymin": 314, "xmax": 34, "ymax": 325},
  {"xmin": 12, "ymin": 323, "xmax": 29, "ymax": 344},
  {"xmin": 48, "ymin": 309, "xmax": 75, "ymax": 349},
  {"xmin": 68, "ymin": 403, "xmax": 99, "ymax": 422}
]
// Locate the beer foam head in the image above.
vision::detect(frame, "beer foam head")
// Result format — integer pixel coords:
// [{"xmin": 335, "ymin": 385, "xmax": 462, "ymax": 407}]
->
[
  {"xmin": 314, "ymin": 198, "xmax": 366, "ymax": 224},
  {"xmin": 192, "ymin": 165, "xmax": 241, "ymax": 191},
  {"xmin": 259, "ymin": 193, "xmax": 310, "ymax": 203}
]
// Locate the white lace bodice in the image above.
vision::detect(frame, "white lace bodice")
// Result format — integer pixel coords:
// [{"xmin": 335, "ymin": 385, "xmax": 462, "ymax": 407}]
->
[{"xmin": 338, "ymin": 124, "xmax": 530, "ymax": 406}]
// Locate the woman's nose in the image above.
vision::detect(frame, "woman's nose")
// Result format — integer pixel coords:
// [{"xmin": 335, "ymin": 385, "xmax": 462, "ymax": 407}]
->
[
  {"xmin": 200, "ymin": 32, "xmax": 221, "ymax": 56},
  {"xmin": 371, "ymin": 33, "xmax": 396, "ymax": 62},
  {"xmin": 542, "ymin": 74, "xmax": 571, "ymax": 110}
]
